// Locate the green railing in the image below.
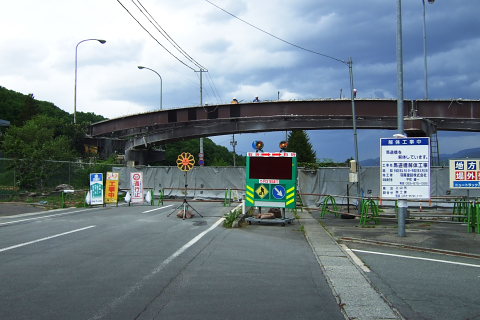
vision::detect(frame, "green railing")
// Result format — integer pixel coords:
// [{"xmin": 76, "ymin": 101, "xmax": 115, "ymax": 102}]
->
[
  {"xmin": 359, "ymin": 198, "xmax": 380, "ymax": 226},
  {"xmin": 320, "ymin": 195, "xmax": 338, "ymax": 218}
]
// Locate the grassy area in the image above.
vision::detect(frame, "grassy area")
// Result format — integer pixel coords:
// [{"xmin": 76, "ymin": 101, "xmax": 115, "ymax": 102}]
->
[{"xmin": 1, "ymin": 191, "xmax": 87, "ymax": 209}]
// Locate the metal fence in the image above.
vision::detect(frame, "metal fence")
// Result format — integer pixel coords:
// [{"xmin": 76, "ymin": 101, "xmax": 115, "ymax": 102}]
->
[{"xmin": 0, "ymin": 158, "xmax": 122, "ymax": 196}]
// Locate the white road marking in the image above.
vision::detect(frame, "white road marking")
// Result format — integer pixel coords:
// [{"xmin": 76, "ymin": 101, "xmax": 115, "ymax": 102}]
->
[
  {"xmin": 352, "ymin": 249, "xmax": 480, "ymax": 268},
  {"xmin": 0, "ymin": 208, "xmax": 96, "ymax": 226},
  {"xmin": 340, "ymin": 244, "xmax": 371, "ymax": 272},
  {"xmin": 89, "ymin": 217, "xmax": 225, "ymax": 320},
  {"xmin": 0, "ymin": 225, "xmax": 96, "ymax": 253},
  {"xmin": 141, "ymin": 204, "xmax": 173, "ymax": 213}
]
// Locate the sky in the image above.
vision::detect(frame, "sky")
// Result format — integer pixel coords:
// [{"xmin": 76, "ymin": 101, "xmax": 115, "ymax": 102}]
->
[{"xmin": 0, "ymin": 0, "xmax": 479, "ymax": 162}]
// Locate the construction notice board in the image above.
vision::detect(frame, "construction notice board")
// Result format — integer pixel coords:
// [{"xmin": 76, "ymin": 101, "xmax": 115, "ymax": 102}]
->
[
  {"xmin": 380, "ymin": 137, "xmax": 430, "ymax": 200},
  {"xmin": 245, "ymin": 152, "xmax": 297, "ymax": 209},
  {"xmin": 449, "ymin": 159, "xmax": 480, "ymax": 189}
]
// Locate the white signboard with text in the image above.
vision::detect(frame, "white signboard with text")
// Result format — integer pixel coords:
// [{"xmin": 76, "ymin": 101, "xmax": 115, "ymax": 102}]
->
[
  {"xmin": 380, "ymin": 137, "xmax": 430, "ymax": 200},
  {"xmin": 449, "ymin": 159, "xmax": 480, "ymax": 189},
  {"xmin": 130, "ymin": 172, "xmax": 144, "ymax": 203},
  {"xmin": 89, "ymin": 173, "xmax": 104, "ymax": 205}
]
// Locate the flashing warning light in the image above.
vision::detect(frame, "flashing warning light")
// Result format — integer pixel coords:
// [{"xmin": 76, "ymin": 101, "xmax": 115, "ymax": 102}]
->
[
  {"xmin": 176, "ymin": 152, "xmax": 195, "ymax": 171},
  {"xmin": 252, "ymin": 140, "xmax": 264, "ymax": 151},
  {"xmin": 279, "ymin": 140, "xmax": 288, "ymax": 150}
]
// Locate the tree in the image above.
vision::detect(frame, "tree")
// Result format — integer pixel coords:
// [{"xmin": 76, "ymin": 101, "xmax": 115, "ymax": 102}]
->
[
  {"xmin": 286, "ymin": 130, "xmax": 316, "ymax": 163},
  {"xmin": 2, "ymin": 115, "xmax": 76, "ymax": 190},
  {"xmin": 154, "ymin": 138, "xmax": 245, "ymax": 167}
]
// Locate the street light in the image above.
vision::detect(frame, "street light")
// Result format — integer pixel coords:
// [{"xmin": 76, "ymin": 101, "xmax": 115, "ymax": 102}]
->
[
  {"xmin": 74, "ymin": 39, "xmax": 106, "ymax": 124},
  {"xmin": 422, "ymin": 0, "xmax": 435, "ymax": 99},
  {"xmin": 137, "ymin": 66, "xmax": 163, "ymax": 110}
]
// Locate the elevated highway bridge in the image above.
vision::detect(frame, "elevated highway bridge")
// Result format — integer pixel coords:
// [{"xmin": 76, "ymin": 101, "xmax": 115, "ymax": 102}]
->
[{"xmin": 88, "ymin": 99, "xmax": 480, "ymax": 164}]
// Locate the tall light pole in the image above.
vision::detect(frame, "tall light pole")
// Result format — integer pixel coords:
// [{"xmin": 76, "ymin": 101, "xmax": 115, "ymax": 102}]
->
[
  {"xmin": 397, "ymin": 0, "xmax": 407, "ymax": 237},
  {"xmin": 74, "ymin": 39, "xmax": 106, "ymax": 124},
  {"xmin": 137, "ymin": 66, "xmax": 163, "ymax": 110},
  {"xmin": 422, "ymin": 0, "xmax": 435, "ymax": 99}
]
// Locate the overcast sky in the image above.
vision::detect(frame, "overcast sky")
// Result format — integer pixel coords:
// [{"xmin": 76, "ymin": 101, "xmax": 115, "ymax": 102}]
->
[{"xmin": 1, "ymin": 0, "xmax": 479, "ymax": 161}]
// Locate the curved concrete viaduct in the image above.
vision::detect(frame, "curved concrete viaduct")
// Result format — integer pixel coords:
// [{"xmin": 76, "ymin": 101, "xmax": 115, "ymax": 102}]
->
[{"xmin": 89, "ymin": 99, "xmax": 480, "ymax": 151}]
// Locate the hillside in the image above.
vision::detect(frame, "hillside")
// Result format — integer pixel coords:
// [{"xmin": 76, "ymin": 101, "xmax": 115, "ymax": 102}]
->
[{"xmin": 0, "ymin": 86, "xmax": 105, "ymax": 125}]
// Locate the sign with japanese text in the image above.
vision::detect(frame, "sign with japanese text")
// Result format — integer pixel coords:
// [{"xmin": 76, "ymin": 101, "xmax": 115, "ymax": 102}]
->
[
  {"xmin": 449, "ymin": 159, "xmax": 480, "ymax": 189},
  {"xmin": 105, "ymin": 172, "xmax": 119, "ymax": 204},
  {"xmin": 89, "ymin": 173, "xmax": 104, "ymax": 205},
  {"xmin": 130, "ymin": 172, "xmax": 144, "ymax": 203},
  {"xmin": 380, "ymin": 137, "xmax": 430, "ymax": 200}
]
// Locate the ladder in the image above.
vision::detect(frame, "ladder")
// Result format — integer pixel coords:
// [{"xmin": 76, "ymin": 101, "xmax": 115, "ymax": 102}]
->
[{"xmin": 430, "ymin": 131, "xmax": 440, "ymax": 166}]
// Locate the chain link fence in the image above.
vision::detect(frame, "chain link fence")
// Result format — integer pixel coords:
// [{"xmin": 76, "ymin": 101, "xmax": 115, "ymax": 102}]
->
[{"xmin": 0, "ymin": 158, "xmax": 123, "ymax": 199}]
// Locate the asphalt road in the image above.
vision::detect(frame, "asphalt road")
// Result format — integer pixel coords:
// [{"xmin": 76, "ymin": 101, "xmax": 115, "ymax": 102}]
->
[
  {"xmin": 346, "ymin": 242, "xmax": 480, "ymax": 320},
  {"xmin": 0, "ymin": 202, "xmax": 345, "ymax": 320}
]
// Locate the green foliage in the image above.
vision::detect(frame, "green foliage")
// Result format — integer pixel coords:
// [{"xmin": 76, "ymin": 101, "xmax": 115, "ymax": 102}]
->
[
  {"xmin": 2, "ymin": 115, "xmax": 77, "ymax": 190},
  {"xmin": 223, "ymin": 208, "xmax": 242, "ymax": 228},
  {"xmin": 0, "ymin": 86, "xmax": 72, "ymax": 126},
  {"xmin": 286, "ymin": 130, "xmax": 316, "ymax": 163},
  {"xmin": 155, "ymin": 138, "xmax": 245, "ymax": 167}
]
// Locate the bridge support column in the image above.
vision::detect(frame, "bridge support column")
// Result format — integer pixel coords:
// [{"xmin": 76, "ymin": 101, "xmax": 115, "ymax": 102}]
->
[
  {"xmin": 404, "ymin": 117, "xmax": 439, "ymax": 166},
  {"xmin": 125, "ymin": 149, "xmax": 165, "ymax": 166}
]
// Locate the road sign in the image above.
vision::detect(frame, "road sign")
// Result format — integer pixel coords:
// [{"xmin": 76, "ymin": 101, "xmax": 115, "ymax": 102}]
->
[
  {"xmin": 272, "ymin": 185, "xmax": 286, "ymax": 199},
  {"xmin": 130, "ymin": 172, "xmax": 144, "ymax": 203},
  {"xmin": 449, "ymin": 159, "xmax": 480, "ymax": 189},
  {"xmin": 245, "ymin": 152, "xmax": 297, "ymax": 208},
  {"xmin": 380, "ymin": 137, "xmax": 430, "ymax": 200},
  {"xmin": 89, "ymin": 173, "xmax": 104, "ymax": 205},
  {"xmin": 255, "ymin": 184, "xmax": 269, "ymax": 199},
  {"xmin": 176, "ymin": 152, "xmax": 195, "ymax": 171},
  {"xmin": 105, "ymin": 172, "xmax": 119, "ymax": 204}
]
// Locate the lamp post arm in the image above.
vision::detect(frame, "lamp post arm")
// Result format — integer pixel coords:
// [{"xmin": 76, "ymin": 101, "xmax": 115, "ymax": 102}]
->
[
  {"xmin": 74, "ymin": 39, "xmax": 106, "ymax": 124},
  {"xmin": 138, "ymin": 66, "xmax": 163, "ymax": 110}
]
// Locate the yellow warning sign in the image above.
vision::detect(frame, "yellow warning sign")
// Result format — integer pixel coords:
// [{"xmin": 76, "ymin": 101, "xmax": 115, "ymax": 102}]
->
[{"xmin": 255, "ymin": 185, "xmax": 269, "ymax": 199}]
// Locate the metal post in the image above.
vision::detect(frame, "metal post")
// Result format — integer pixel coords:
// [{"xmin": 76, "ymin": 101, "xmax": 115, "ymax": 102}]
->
[
  {"xmin": 397, "ymin": 0, "xmax": 407, "ymax": 237},
  {"xmin": 137, "ymin": 66, "xmax": 163, "ymax": 110},
  {"xmin": 199, "ymin": 69, "xmax": 204, "ymax": 166},
  {"xmin": 422, "ymin": 0, "xmax": 430, "ymax": 99},
  {"xmin": 348, "ymin": 58, "xmax": 361, "ymax": 202}
]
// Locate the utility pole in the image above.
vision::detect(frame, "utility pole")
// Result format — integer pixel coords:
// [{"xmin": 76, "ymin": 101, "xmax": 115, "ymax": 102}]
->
[
  {"xmin": 196, "ymin": 69, "xmax": 206, "ymax": 166},
  {"xmin": 230, "ymin": 134, "xmax": 237, "ymax": 166}
]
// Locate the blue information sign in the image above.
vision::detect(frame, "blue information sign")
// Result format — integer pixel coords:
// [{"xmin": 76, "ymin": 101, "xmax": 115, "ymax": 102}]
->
[{"xmin": 272, "ymin": 185, "xmax": 286, "ymax": 200}]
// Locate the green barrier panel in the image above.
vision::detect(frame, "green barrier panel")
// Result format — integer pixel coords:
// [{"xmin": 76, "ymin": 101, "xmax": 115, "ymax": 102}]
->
[
  {"xmin": 468, "ymin": 202, "xmax": 479, "ymax": 233},
  {"xmin": 157, "ymin": 188, "xmax": 164, "ymax": 206},
  {"xmin": 453, "ymin": 199, "xmax": 469, "ymax": 222},
  {"xmin": 223, "ymin": 188, "xmax": 231, "ymax": 207},
  {"xmin": 360, "ymin": 198, "xmax": 380, "ymax": 226},
  {"xmin": 477, "ymin": 204, "xmax": 480, "ymax": 234},
  {"xmin": 320, "ymin": 195, "xmax": 338, "ymax": 218}
]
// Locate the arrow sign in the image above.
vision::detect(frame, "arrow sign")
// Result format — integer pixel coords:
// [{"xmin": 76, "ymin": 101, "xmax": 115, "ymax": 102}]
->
[{"xmin": 272, "ymin": 185, "xmax": 286, "ymax": 199}]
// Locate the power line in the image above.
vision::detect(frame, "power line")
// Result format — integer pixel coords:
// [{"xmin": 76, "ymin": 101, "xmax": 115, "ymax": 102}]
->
[
  {"xmin": 203, "ymin": 0, "xmax": 348, "ymax": 65},
  {"xmin": 206, "ymin": 72, "xmax": 222, "ymax": 104},
  {"xmin": 133, "ymin": 0, "xmax": 207, "ymax": 71},
  {"xmin": 116, "ymin": 0, "xmax": 196, "ymax": 71}
]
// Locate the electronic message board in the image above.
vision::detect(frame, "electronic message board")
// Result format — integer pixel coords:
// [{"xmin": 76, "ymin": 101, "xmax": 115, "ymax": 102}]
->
[{"xmin": 245, "ymin": 152, "xmax": 297, "ymax": 209}]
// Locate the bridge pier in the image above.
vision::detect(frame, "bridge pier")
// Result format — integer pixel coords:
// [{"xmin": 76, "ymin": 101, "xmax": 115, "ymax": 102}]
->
[
  {"xmin": 125, "ymin": 149, "xmax": 165, "ymax": 166},
  {"xmin": 404, "ymin": 117, "xmax": 436, "ymax": 137}
]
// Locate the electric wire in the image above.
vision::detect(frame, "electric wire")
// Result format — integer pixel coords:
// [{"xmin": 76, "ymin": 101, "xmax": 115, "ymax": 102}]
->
[
  {"xmin": 116, "ymin": 0, "xmax": 196, "ymax": 71},
  {"xmin": 203, "ymin": 0, "xmax": 348, "ymax": 65},
  {"xmin": 133, "ymin": 0, "xmax": 207, "ymax": 71},
  {"xmin": 206, "ymin": 72, "xmax": 223, "ymax": 104}
]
